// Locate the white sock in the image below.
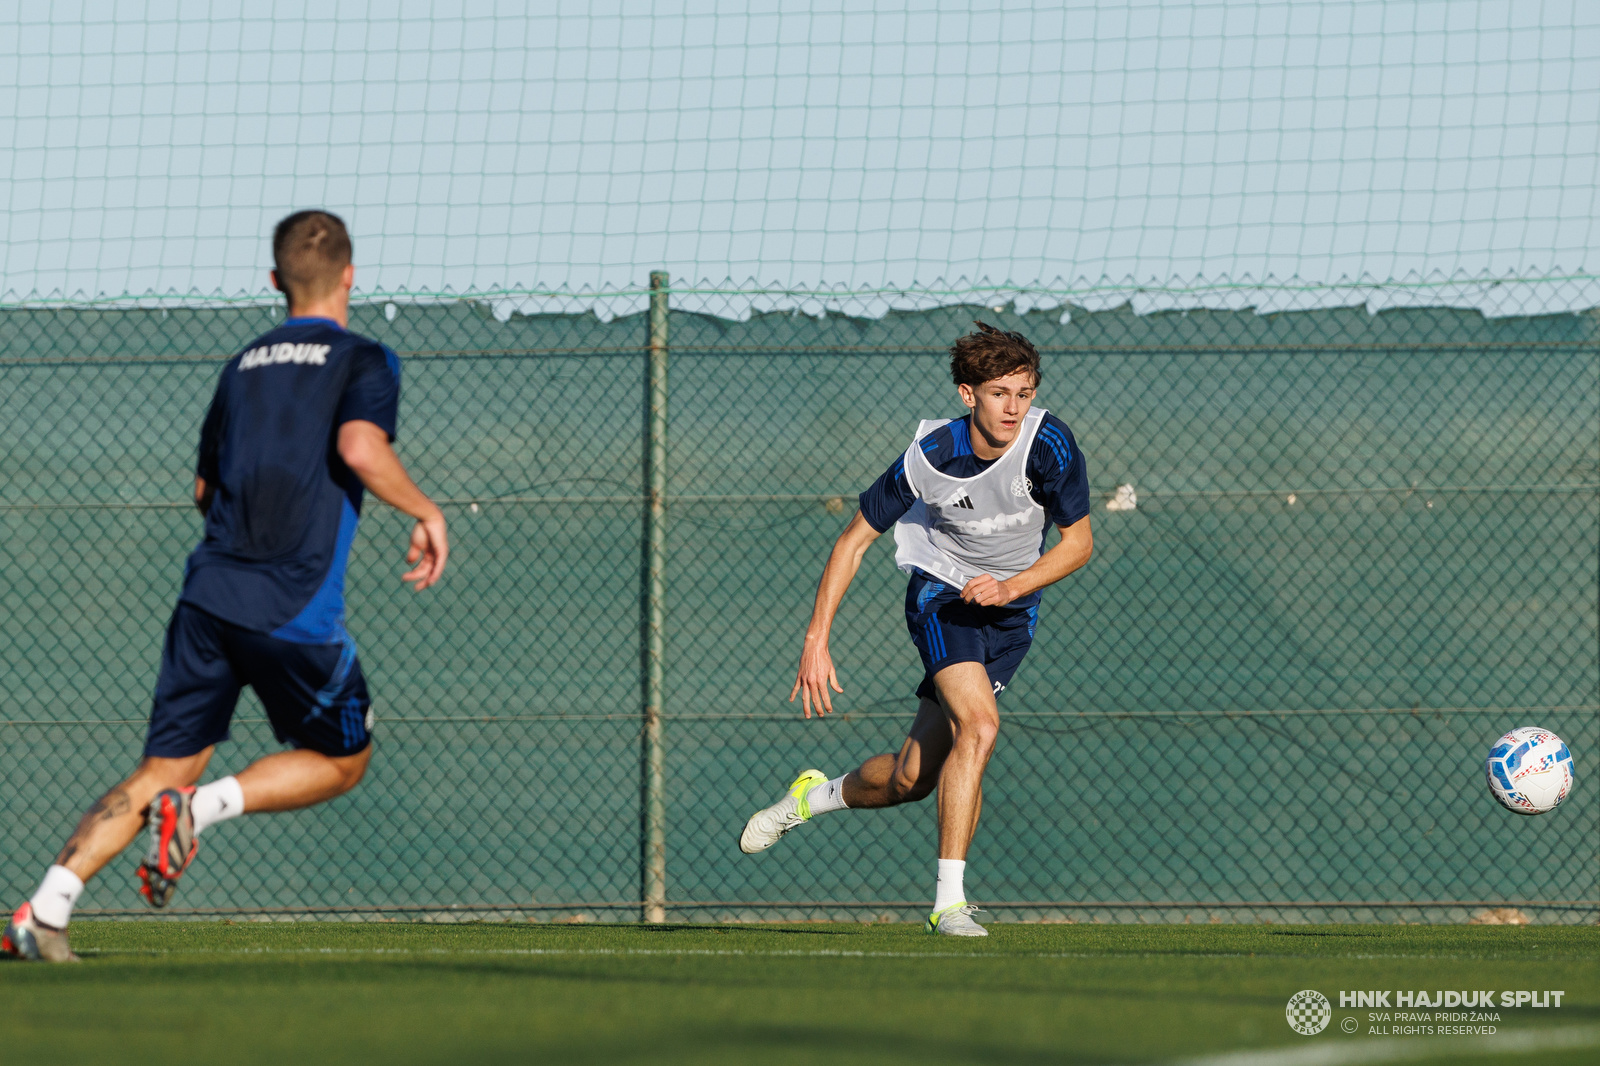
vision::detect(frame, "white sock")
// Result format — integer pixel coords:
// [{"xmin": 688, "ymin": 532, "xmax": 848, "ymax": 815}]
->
[
  {"xmin": 30, "ymin": 865, "xmax": 84, "ymax": 930},
  {"xmin": 191, "ymin": 776, "xmax": 246, "ymax": 835},
  {"xmin": 933, "ymin": 858, "xmax": 966, "ymax": 912},
  {"xmin": 803, "ymin": 775, "xmax": 850, "ymax": 817}
]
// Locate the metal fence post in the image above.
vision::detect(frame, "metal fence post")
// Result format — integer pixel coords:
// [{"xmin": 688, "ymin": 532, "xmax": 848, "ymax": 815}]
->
[{"xmin": 641, "ymin": 271, "xmax": 670, "ymax": 923}]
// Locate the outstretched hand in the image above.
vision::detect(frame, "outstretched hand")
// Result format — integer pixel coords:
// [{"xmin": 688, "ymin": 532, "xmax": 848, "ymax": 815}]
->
[
  {"xmin": 961, "ymin": 573, "xmax": 1017, "ymax": 607},
  {"xmin": 402, "ymin": 511, "xmax": 449, "ymax": 590},
  {"xmin": 790, "ymin": 634, "xmax": 843, "ymax": 718}
]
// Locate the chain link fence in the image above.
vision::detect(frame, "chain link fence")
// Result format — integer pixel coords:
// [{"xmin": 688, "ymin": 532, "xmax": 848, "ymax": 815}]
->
[{"xmin": 1, "ymin": 291, "xmax": 1595, "ymax": 923}]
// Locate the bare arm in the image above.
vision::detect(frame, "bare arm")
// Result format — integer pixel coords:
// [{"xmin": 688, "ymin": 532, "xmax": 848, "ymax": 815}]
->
[
  {"xmin": 790, "ymin": 510, "xmax": 882, "ymax": 718},
  {"xmin": 337, "ymin": 420, "xmax": 449, "ymax": 591},
  {"xmin": 960, "ymin": 514, "xmax": 1093, "ymax": 607},
  {"xmin": 194, "ymin": 476, "xmax": 213, "ymax": 515}
]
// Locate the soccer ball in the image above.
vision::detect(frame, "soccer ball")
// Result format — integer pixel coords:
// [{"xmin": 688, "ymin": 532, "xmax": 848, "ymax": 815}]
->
[{"xmin": 1485, "ymin": 727, "xmax": 1575, "ymax": 815}]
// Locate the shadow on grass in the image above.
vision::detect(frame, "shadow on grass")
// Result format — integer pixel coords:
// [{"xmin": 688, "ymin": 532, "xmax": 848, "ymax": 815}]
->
[
  {"xmin": 347, "ymin": 954, "xmax": 1308, "ymax": 1013},
  {"xmin": 624, "ymin": 924, "xmax": 865, "ymax": 937},
  {"xmin": 522, "ymin": 1021, "xmax": 1113, "ymax": 1066},
  {"xmin": 1263, "ymin": 929, "xmax": 1390, "ymax": 939}
]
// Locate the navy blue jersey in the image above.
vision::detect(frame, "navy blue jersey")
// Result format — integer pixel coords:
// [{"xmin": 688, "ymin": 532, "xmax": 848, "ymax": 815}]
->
[
  {"xmin": 859, "ymin": 411, "xmax": 1090, "ymax": 533},
  {"xmin": 180, "ymin": 316, "xmax": 401, "ymax": 642}
]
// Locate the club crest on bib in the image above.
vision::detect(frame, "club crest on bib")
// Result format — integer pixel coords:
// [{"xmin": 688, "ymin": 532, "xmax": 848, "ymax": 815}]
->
[{"xmin": 1010, "ymin": 475, "xmax": 1032, "ymax": 497}]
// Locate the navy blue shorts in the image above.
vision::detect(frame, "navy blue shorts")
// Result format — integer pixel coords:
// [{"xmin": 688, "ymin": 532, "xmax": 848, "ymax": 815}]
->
[
  {"xmin": 904, "ymin": 574, "xmax": 1038, "ymax": 701},
  {"xmin": 144, "ymin": 603, "xmax": 373, "ymax": 759}
]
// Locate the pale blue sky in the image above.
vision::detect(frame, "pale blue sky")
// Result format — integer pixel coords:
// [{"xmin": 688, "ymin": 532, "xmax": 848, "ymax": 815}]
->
[{"xmin": 2, "ymin": 0, "xmax": 1597, "ymax": 312}]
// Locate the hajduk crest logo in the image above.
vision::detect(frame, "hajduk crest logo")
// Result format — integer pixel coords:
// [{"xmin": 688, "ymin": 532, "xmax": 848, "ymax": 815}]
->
[{"xmin": 1286, "ymin": 990, "xmax": 1331, "ymax": 1035}]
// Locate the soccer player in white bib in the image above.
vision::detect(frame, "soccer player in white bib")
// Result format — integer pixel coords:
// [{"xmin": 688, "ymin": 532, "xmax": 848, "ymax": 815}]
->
[{"xmin": 739, "ymin": 323, "xmax": 1093, "ymax": 936}]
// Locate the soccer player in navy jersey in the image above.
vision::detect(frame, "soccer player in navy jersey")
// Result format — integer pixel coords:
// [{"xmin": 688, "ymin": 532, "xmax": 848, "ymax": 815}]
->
[
  {"xmin": 739, "ymin": 323, "xmax": 1093, "ymax": 936},
  {"xmin": 4, "ymin": 211, "xmax": 448, "ymax": 961}
]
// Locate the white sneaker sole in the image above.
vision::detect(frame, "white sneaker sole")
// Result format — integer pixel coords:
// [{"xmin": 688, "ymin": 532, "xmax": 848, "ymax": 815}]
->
[{"xmin": 738, "ymin": 795, "xmax": 804, "ymax": 854}]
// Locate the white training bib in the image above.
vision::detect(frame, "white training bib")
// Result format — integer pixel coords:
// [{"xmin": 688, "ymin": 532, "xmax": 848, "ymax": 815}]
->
[{"xmin": 893, "ymin": 408, "xmax": 1048, "ymax": 587}]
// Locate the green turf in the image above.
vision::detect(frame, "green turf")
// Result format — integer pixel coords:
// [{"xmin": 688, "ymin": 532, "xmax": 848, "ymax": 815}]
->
[{"xmin": 2, "ymin": 922, "xmax": 1597, "ymax": 1065}]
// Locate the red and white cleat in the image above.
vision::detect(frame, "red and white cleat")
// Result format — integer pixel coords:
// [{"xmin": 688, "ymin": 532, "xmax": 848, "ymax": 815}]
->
[
  {"xmin": 137, "ymin": 786, "xmax": 199, "ymax": 908},
  {"xmin": 2, "ymin": 902, "xmax": 79, "ymax": 962}
]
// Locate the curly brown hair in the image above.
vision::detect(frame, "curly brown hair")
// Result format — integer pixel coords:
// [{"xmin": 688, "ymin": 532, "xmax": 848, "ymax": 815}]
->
[{"xmin": 949, "ymin": 321, "xmax": 1041, "ymax": 388}]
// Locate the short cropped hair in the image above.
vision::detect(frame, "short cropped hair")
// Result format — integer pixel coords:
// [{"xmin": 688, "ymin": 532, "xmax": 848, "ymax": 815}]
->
[
  {"xmin": 272, "ymin": 210, "xmax": 352, "ymax": 305},
  {"xmin": 949, "ymin": 321, "xmax": 1041, "ymax": 388}
]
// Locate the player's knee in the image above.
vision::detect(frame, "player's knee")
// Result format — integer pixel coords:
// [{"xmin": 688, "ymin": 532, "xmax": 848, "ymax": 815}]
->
[
  {"xmin": 956, "ymin": 713, "xmax": 1000, "ymax": 753},
  {"xmin": 336, "ymin": 764, "xmax": 366, "ymax": 795},
  {"xmin": 330, "ymin": 746, "xmax": 372, "ymax": 794},
  {"xmin": 132, "ymin": 753, "xmax": 209, "ymax": 793}
]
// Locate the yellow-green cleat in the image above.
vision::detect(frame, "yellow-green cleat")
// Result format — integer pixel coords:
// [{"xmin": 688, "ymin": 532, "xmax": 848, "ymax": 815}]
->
[
  {"xmin": 925, "ymin": 902, "xmax": 988, "ymax": 937},
  {"xmin": 738, "ymin": 769, "xmax": 828, "ymax": 854}
]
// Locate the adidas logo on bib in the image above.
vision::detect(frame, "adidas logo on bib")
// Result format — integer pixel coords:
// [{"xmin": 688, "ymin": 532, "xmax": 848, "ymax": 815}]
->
[{"xmin": 945, "ymin": 494, "xmax": 975, "ymax": 510}]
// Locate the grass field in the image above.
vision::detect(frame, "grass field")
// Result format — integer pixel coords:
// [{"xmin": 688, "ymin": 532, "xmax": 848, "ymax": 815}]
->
[{"xmin": 2, "ymin": 922, "xmax": 1597, "ymax": 1065}]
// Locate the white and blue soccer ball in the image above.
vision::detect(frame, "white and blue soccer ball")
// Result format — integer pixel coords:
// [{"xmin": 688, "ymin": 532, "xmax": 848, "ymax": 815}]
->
[{"xmin": 1485, "ymin": 727, "xmax": 1575, "ymax": 815}]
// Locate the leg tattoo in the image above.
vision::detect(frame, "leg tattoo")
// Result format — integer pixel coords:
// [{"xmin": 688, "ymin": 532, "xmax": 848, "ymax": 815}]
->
[{"xmin": 55, "ymin": 785, "xmax": 133, "ymax": 864}]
